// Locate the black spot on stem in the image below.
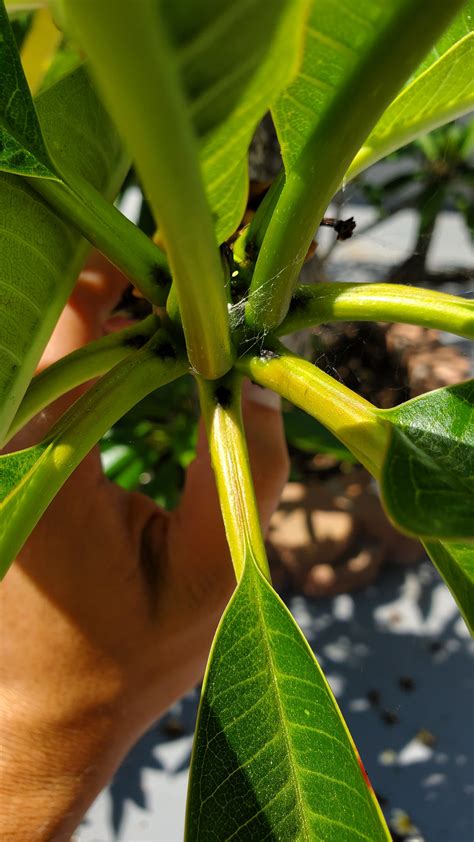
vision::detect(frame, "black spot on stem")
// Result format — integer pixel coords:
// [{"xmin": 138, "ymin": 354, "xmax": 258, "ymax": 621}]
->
[
  {"xmin": 123, "ymin": 333, "xmax": 150, "ymax": 350},
  {"xmin": 154, "ymin": 341, "xmax": 177, "ymax": 360},
  {"xmin": 150, "ymin": 264, "xmax": 170, "ymax": 288},
  {"xmin": 288, "ymin": 289, "xmax": 312, "ymax": 314},
  {"xmin": 214, "ymin": 385, "xmax": 232, "ymax": 407}
]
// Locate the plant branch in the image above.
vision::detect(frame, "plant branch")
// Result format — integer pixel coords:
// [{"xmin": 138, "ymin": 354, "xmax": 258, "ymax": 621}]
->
[
  {"xmin": 30, "ymin": 173, "xmax": 170, "ymax": 305},
  {"xmin": 197, "ymin": 374, "xmax": 270, "ymax": 583},
  {"xmin": 236, "ymin": 342, "xmax": 388, "ymax": 477},
  {"xmin": 62, "ymin": 0, "xmax": 233, "ymax": 378},
  {"xmin": 245, "ymin": 0, "xmax": 467, "ymax": 332},
  {"xmin": 5, "ymin": 315, "xmax": 160, "ymax": 443},
  {"xmin": 278, "ymin": 283, "xmax": 474, "ymax": 340},
  {"xmin": 0, "ymin": 329, "xmax": 188, "ymax": 576}
]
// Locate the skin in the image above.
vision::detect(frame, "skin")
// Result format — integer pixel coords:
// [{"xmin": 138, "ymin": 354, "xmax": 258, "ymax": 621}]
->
[{"xmin": 0, "ymin": 254, "xmax": 290, "ymax": 841}]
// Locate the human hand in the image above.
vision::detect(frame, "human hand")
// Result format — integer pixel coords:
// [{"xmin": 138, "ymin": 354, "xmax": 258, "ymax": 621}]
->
[{"xmin": 0, "ymin": 253, "xmax": 289, "ymax": 841}]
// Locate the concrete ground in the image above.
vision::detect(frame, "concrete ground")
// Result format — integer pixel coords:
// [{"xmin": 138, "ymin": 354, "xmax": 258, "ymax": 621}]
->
[{"xmin": 79, "ymin": 206, "xmax": 473, "ymax": 841}]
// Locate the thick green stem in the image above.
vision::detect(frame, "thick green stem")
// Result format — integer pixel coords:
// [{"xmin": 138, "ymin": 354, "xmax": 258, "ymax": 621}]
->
[
  {"xmin": 5, "ymin": 315, "xmax": 160, "ymax": 443},
  {"xmin": 197, "ymin": 374, "xmax": 270, "ymax": 582},
  {"xmin": 30, "ymin": 172, "xmax": 170, "ymax": 304},
  {"xmin": 246, "ymin": 172, "xmax": 285, "ymax": 254},
  {"xmin": 236, "ymin": 343, "xmax": 388, "ymax": 477},
  {"xmin": 63, "ymin": 0, "xmax": 232, "ymax": 379},
  {"xmin": 278, "ymin": 283, "xmax": 474, "ymax": 340},
  {"xmin": 245, "ymin": 0, "xmax": 466, "ymax": 332}
]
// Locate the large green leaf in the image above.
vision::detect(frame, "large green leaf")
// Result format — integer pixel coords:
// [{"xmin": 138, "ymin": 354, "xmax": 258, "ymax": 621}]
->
[
  {"xmin": 414, "ymin": 0, "xmax": 474, "ymax": 77},
  {"xmin": 348, "ymin": 0, "xmax": 474, "ymax": 178},
  {"xmin": 0, "ymin": 0, "xmax": 57, "ymax": 177},
  {"xmin": 167, "ymin": 0, "xmax": 308, "ymax": 243},
  {"xmin": 272, "ymin": 0, "xmax": 465, "ymax": 171},
  {"xmin": 0, "ymin": 64, "xmax": 126, "ymax": 445},
  {"xmin": 246, "ymin": 0, "xmax": 465, "ymax": 331},
  {"xmin": 186, "ymin": 553, "xmax": 389, "ymax": 840},
  {"xmin": 347, "ymin": 33, "xmax": 474, "ymax": 179},
  {"xmin": 424, "ymin": 539, "xmax": 474, "ymax": 635},
  {"xmin": 378, "ymin": 380, "xmax": 474, "ymax": 540},
  {"xmin": 1, "ymin": 7, "xmax": 166, "ymax": 304},
  {"xmin": 60, "ymin": 0, "xmax": 307, "ymax": 246},
  {"xmin": 0, "ymin": 333, "xmax": 187, "ymax": 577},
  {"xmin": 191, "ymin": 374, "xmax": 388, "ymax": 838}
]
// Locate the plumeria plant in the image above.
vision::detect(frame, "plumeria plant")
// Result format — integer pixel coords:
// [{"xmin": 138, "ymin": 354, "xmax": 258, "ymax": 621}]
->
[{"xmin": 1, "ymin": 0, "xmax": 473, "ymax": 838}]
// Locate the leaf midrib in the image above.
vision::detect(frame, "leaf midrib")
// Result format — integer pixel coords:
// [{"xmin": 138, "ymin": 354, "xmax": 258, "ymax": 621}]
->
[{"xmin": 249, "ymin": 557, "xmax": 311, "ymax": 841}]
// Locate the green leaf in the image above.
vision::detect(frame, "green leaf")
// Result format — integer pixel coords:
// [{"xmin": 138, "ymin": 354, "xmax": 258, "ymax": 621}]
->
[
  {"xmin": 0, "ymin": 9, "xmax": 165, "ymax": 304},
  {"xmin": 0, "ymin": 0, "xmax": 57, "ymax": 177},
  {"xmin": 186, "ymin": 554, "xmax": 390, "ymax": 841},
  {"xmin": 414, "ymin": 0, "xmax": 474, "ymax": 77},
  {"xmin": 165, "ymin": 0, "xmax": 308, "ymax": 243},
  {"xmin": 61, "ymin": 0, "xmax": 307, "ymax": 246},
  {"xmin": 0, "ymin": 64, "xmax": 126, "ymax": 445},
  {"xmin": 247, "ymin": 0, "xmax": 466, "ymax": 331},
  {"xmin": 378, "ymin": 380, "xmax": 474, "ymax": 540},
  {"xmin": 424, "ymin": 539, "xmax": 474, "ymax": 635},
  {"xmin": 0, "ymin": 333, "xmax": 187, "ymax": 577},
  {"xmin": 347, "ymin": 34, "xmax": 474, "ymax": 179}
]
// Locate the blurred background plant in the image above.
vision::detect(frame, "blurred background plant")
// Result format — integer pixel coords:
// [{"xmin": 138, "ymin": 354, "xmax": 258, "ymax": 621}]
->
[{"xmin": 357, "ymin": 120, "xmax": 474, "ymax": 285}]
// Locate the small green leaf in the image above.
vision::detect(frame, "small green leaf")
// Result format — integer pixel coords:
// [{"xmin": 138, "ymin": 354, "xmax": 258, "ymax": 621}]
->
[
  {"xmin": 347, "ymin": 34, "xmax": 474, "ymax": 179},
  {"xmin": 186, "ymin": 554, "xmax": 389, "ymax": 841},
  {"xmin": 378, "ymin": 380, "xmax": 474, "ymax": 540},
  {"xmin": 424, "ymin": 539, "xmax": 474, "ymax": 635},
  {"xmin": 0, "ymin": 334, "xmax": 187, "ymax": 577},
  {"xmin": 0, "ymin": 64, "xmax": 126, "ymax": 444},
  {"xmin": 0, "ymin": 0, "xmax": 57, "ymax": 177}
]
